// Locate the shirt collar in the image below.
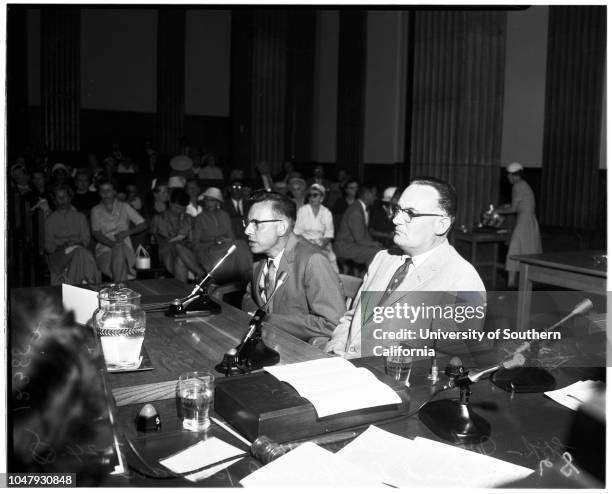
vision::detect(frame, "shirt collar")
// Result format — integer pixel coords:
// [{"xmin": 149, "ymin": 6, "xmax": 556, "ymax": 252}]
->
[
  {"xmin": 406, "ymin": 239, "xmax": 449, "ymax": 269},
  {"xmin": 267, "ymin": 248, "xmax": 285, "ymax": 270}
]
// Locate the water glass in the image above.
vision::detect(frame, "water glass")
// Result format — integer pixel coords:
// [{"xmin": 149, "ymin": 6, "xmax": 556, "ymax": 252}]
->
[
  {"xmin": 176, "ymin": 371, "xmax": 215, "ymax": 432},
  {"xmin": 385, "ymin": 341, "xmax": 414, "ymax": 387}
]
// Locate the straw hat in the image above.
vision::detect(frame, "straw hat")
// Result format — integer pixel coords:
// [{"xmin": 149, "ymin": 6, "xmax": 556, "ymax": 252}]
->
[
  {"xmin": 506, "ymin": 162, "xmax": 523, "ymax": 174},
  {"xmin": 309, "ymin": 183, "xmax": 326, "ymax": 196},
  {"xmin": 382, "ymin": 186, "xmax": 397, "ymax": 202},
  {"xmin": 168, "ymin": 176, "xmax": 187, "ymax": 189},
  {"xmin": 201, "ymin": 187, "xmax": 224, "ymax": 203}
]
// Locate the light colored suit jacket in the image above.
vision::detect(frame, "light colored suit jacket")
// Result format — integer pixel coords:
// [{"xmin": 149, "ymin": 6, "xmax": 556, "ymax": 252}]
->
[
  {"xmin": 325, "ymin": 240, "xmax": 486, "ymax": 357},
  {"xmin": 243, "ymin": 233, "xmax": 345, "ymax": 341}
]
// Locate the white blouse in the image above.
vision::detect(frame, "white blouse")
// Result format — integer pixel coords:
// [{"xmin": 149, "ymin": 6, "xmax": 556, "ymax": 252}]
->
[{"xmin": 294, "ymin": 204, "xmax": 334, "ymax": 245}]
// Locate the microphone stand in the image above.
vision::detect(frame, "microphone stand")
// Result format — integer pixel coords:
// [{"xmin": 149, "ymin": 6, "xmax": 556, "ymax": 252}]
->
[
  {"xmin": 491, "ymin": 299, "xmax": 593, "ymax": 393},
  {"xmin": 215, "ymin": 273, "xmax": 287, "ymax": 375},
  {"xmin": 419, "ymin": 355, "xmax": 525, "ymax": 444},
  {"xmin": 165, "ymin": 245, "xmax": 237, "ymax": 319}
]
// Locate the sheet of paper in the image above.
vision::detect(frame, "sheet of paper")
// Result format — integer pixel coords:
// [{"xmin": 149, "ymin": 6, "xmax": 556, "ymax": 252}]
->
[
  {"xmin": 337, "ymin": 426, "xmax": 533, "ymax": 488},
  {"xmin": 264, "ymin": 358, "xmax": 401, "ymax": 418},
  {"xmin": 240, "ymin": 442, "xmax": 384, "ymax": 487},
  {"xmin": 159, "ymin": 437, "xmax": 245, "ymax": 483},
  {"xmin": 62, "ymin": 283, "xmax": 98, "ymax": 325},
  {"xmin": 544, "ymin": 380, "xmax": 605, "ymax": 411}
]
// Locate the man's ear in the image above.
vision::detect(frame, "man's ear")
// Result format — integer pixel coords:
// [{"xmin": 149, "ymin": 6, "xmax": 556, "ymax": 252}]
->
[
  {"xmin": 435, "ymin": 216, "xmax": 452, "ymax": 236},
  {"xmin": 277, "ymin": 219, "xmax": 290, "ymax": 236}
]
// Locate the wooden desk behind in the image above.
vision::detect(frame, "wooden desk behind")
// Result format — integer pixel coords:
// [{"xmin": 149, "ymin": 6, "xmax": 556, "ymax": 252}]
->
[
  {"xmin": 452, "ymin": 230, "xmax": 507, "ymax": 288},
  {"xmin": 512, "ymin": 251, "xmax": 607, "ymax": 329}
]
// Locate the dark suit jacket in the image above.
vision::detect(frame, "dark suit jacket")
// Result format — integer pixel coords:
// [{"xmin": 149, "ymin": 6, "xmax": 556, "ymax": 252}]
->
[
  {"xmin": 334, "ymin": 200, "xmax": 382, "ymax": 265},
  {"xmin": 243, "ymin": 233, "xmax": 345, "ymax": 341},
  {"xmin": 224, "ymin": 198, "xmax": 247, "ymax": 239}
]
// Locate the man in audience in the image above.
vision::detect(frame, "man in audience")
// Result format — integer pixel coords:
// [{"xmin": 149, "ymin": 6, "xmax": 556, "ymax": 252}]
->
[
  {"xmin": 326, "ymin": 177, "xmax": 486, "ymax": 357},
  {"xmin": 91, "ymin": 178, "xmax": 148, "ymax": 282},
  {"xmin": 242, "ymin": 191, "xmax": 345, "ymax": 343},
  {"xmin": 225, "ymin": 178, "xmax": 247, "ymax": 239},
  {"xmin": 44, "ymin": 185, "xmax": 100, "ymax": 285},
  {"xmin": 71, "ymin": 169, "xmax": 100, "ymax": 215},
  {"xmin": 334, "ymin": 183, "xmax": 383, "ymax": 267},
  {"xmin": 369, "ymin": 186, "xmax": 398, "ymax": 249}
]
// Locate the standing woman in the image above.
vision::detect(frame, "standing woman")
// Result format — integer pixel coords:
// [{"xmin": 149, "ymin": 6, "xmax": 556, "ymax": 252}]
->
[
  {"xmin": 192, "ymin": 187, "xmax": 252, "ymax": 284},
  {"xmin": 294, "ymin": 184, "xmax": 339, "ymax": 273},
  {"xmin": 495, "ymin": 162, "xmax": 542, "ymax": 288}
]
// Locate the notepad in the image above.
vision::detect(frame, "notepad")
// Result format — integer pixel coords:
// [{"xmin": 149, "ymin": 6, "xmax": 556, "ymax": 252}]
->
[
  {"xmin": 264, "ymin": 358, "xmax": 401, "ymax": 417},
  {"xmin": 159, "ymin": 437, "xmax": 245, "ymax": 482},
  {"xmin": 337, "ymin": 426, "xmax": 533, "ymax": 488},
  {"xmin": 544, "ymin": 380, "xmax": 605, "ymax": 411},
  {"xmin": 240, "ymin": 442, "xmax": 385, "ymax": 487},
  {"xmin": 62, "ymin": 283, "xmax": 98, "ymax": 325}
]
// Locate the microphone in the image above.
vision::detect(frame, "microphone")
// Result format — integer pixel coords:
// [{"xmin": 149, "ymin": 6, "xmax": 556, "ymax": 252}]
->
[
  {"xmin": 215, "ymin": 271, "xmax": 288, "ymax": 374},
  {"xmin": 455, "ymin": 353, "xmax": 525, "ymax": 386},
  {"xmin": 186, "ymin": 244, "xmax": 237, "ymax": 299},
  {"xmin": 236, "ymin": 271, "xmax": 288, "ymax": 352},
  {"xmin": 514, "ymin": 298, "xmax": 593, "ymax": 355}
]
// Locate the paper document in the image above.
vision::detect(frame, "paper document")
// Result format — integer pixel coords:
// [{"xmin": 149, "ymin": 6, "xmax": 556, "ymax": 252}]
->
[
  {"xmin": 159, "ymin": 437, "xmax": 245, "ymax": 482},
  {"xmin": 337, "ymin": 426, "xmax": 533, "ymax": 488},
  {"xmin": 240, "ymin": 442, "xmax": 384, "ymax": 487},
  {"xmin": 62, "ymin": 283, "xmax": 98, "ymax": 325},
  {"xmin": 264, "ymin": 358, "xmax": 401, "ymax": 417},
  {"xmin": 544, "ymin": 380, "xmax": 605, "ymax": 411}
]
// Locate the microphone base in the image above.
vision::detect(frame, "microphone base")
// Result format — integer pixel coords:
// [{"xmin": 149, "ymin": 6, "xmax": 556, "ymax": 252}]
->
[
  {"xmin": 243, "ymin": 342, "xmax": 280, "ymax": 371},
  {"xmin": 165, "ymin": 295, "xmax": 221, "ymax": 319},
  {"xmin": 419, "ymin": 399, "xmax": 491, "ymax": 444},
  {"xmin": 214, "ymin": 360, "xmax": 245, "ymax": 376},
  {"xmin": 491, "ymin": 367, "xmax": 556, "ymax": 393}
]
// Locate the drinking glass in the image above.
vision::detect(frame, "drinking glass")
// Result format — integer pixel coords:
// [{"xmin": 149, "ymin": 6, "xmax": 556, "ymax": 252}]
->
[
  {"xmin": 384, "ymin": 341, "xmax": 414, "ymax": 387},
  {"xmin": 176, "ymin": 371, "xmax": 215, "ymax": 432}
]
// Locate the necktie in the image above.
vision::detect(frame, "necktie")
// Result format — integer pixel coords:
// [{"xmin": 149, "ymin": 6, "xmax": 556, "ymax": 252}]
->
[
  {"xmin": 264, "ymin": 259, "xmax": 276, "ymax": 303},
  {"xmin": 381, "ymin": 257, "xmax": 413, "ymax": 302}
]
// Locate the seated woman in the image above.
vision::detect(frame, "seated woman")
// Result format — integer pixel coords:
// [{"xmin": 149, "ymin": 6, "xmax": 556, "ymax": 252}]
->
[
  {"xmin": 192, "ymin": 187, "xmax": 252, "ymax": 284},
  {"xmin": 91, "ymin": 178, "xmax": 148, "ymax": 282},
  {"xmin": 150, "ymin": 188, "xmax": 205, "ymax": 283},
  {"xmin": 294, "ymin": 183, "xmax": 339, "ymax": 273},
  {"xmin": 45, "ymin": 185, "xmax": 100, "ymax": 285}
]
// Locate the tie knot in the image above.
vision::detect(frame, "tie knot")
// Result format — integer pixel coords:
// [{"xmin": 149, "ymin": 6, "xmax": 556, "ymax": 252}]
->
[{"xmin": 267, "ymin": 259, "xmax": 275, "ymax": 269}]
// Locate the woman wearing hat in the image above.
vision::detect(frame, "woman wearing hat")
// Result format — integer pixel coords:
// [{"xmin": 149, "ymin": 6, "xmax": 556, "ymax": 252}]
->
[
  {"xmin": 192, "ymin": 187, "xmax": 252, "ymax": 284},
  {"xmin": 494, "ymin": 162, "xmax": 542, "ymax": 288},
  {"xmin": 294, "ymin": 183, "xmax": 339, "ymax": 273},
  {"xmin": 287, "ymin": 177, "xmax": 307, "ymax": 208}
]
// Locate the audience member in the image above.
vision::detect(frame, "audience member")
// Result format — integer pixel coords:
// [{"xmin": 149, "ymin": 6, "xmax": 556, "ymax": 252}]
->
[
  {"xmin": 255, "ymin": 161, "xmax": 274, "ymax": 192},
  {"xmin": 334, "ymin": 183, "xmax": 382, "ymax": 267},
  {"xmin": 369, "ymin": 186, "xmax": 398, "ymax": 249},
  {"xmin": 150, "ymin": 188, "xmax": 201, "ymax": 282},
  {"xmin": 192, "ymin": 187, "xmax": 252, "ymax": 284},
  {"xmin": 50, "ymin": 163, "xmax": 70, "ymax": 186},
  {"xmin": 287, "ymin": 177, "xmax": 307, "ymax": 208},
  {"xmin": 91, "ymin": 178, "xmax": 148, "ymax": 282},
  {"xmin": 169, "ymin": 141, "xmax": 195, "ymax": 180},
  {"xmin": 331, "ymin": 179, "xmax": 359, "ymax": 231},
  {"xmin": 30, "ymin": 169, "xmax": 54, "ymax": 213},
  {"xmin": 274, "ymin": 160, "xmax": 296, "ymax": 183},
  {"xmin": 294, "ymin": 184, "xmax": 339, "ymax": 273},
  {"xmin": 184, "ymin": 178, "xmax": 203, "ymax": 217},
  {"xmin": 197, "ymin": 152, "xmax": 224, "ymax": 181},
  {"xmin": 71, "ymin": 170, "xmax": 100, "ymax": 215},
  {"xmin": 44, "ymin": 185, "xmax": 100, "ymax": 285},
  {"xmin": 242, "ymin": 190, "xmax": 345, "ymax": 343},
  {"xmin": 148, "ymin": 179, "xmax": 170, "ymax": 216},
  {"xmin": 225, "ymin": 178, "xmax": 247, "ymax": 239}
]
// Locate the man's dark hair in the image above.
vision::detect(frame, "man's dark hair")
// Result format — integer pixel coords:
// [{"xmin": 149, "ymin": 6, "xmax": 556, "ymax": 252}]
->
[
  {"xmin": 357, "ymin": 182, "xmax": 377, "ymax": 199},
  {"xmin": 170, "ymin": 187, "xmax": 190, "ymax": 207},
  {"xmin": 249, "ymin": 190, "xmax": 297, "ymax": 223},
  {"xmin": 410, "ymin": 176, "xmax": 457, "ymax": 220}
]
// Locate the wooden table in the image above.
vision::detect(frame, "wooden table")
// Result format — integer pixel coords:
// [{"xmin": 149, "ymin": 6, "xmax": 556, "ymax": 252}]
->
[
  {"xmin": 452, "ymin": 230, "xmax": 507, "ymax": 288},
  {"xmin": 8, "ymin": 280, "xmax": 605, "ymax": 488},
  {"xmin": 512, "ymin": 252, "xmax": 607, "ymax": 329}
]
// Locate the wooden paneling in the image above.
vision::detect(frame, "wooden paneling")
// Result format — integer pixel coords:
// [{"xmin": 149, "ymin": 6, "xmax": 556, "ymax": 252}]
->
[
  {"xmin": 409, "ymin": 10, "xmax": 506, "ymax": 227},
  {"xmin": 336, "ymin": 10, "xmax": 367, "ymax": 179},
  {"xmin": 285, "ymin": 10, "xmax": 316, "ymax": 163},
  {"xmin": 40, "ymin": 7, "xmax": 80, "ymax": 152},
  {"xmin": 541, "ymin": 6, "xmax": 606, "ymax": 229},
  {"xmin": 251, "ymin": 10, "xmax": 288, "ymax": 174},
  {"xmin": 157, "ymin": 9, "xmax": 185, "ymax": 154}
]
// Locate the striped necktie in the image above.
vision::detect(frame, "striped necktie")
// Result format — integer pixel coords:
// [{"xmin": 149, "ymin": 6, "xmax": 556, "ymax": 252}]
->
[{"xmin": 263, "ymin": 259, "xmax": 276, "ymax": 304}]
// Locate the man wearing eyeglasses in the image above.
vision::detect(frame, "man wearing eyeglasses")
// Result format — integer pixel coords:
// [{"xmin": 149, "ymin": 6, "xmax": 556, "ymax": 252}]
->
[
  {"xmin": 325, "ymin": 177, "xmax": 486, "ymax": 358},
  {"xmin": 242, "ymin": 190, "xmax": 345, "ymax": 343}
]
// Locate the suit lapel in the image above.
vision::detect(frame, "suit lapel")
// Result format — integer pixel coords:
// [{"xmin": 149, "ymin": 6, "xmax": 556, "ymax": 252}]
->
[
  {"xmin": 270, "ymin": 234, "xmax": 297, "ymax": 312},
  {"xmin": 253, "ymin": 260, "xmax": 266, "ymax": 307}
]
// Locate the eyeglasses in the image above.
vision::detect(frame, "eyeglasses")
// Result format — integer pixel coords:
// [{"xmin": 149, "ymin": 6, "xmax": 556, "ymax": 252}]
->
[
  {"xmin": 242, "ymin": 218, "xmax": 283, "ymax": 229},
  {"xmin": 232, "ymin": 185, "xmax": 243, "ymax": 190},
  {"xmin": 391, "ymin": 205, "xmax": 446, "ymax": 222},
  {"xmin": 308, "ymin": 193, "xmax": 321, "ymax": 198}
]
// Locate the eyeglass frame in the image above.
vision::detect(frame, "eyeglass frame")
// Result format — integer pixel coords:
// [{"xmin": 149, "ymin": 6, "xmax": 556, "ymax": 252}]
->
[
  {"xmin": 391, "ymin": 205, "xmax": 447, "ymax": 222},
  {"xmin": 242, "ymin": 218, "xmax": 284, "ymax": 230}
]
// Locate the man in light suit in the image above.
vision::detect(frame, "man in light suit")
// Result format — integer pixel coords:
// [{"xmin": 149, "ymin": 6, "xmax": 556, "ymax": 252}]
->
[
  {"xmin": 325, "ymin": 177, "xmax": 486, "ymax": 358},
  {"xmin": 242, "ymin": 191, "xmax": 345, "ymax": 343},
  {"xmin": 334, "ymin": 183, "xmax": 383, "ymax": 266}
]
